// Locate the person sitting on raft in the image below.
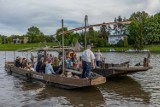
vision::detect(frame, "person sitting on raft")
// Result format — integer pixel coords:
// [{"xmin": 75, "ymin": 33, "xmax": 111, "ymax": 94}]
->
[
  {"xmin": 66, "ymin": 56, "xmax": 71, "ymax": 68},
  {"xmin": 36, "ymin": 58, "xmax": 43, "ymax": 72},
  {"xmin": 53, "ymin": 57, "xmax": 60, "ymax": 67},
  {"xmin": 73, "ymin": 55, "xmax": 79, "ymax": 69},
  {"xmin": 45, "ymin": 59, "xmax": 55, "ymax": 74},
  {"xmin": 39, "ymin": 60, "xmax": 46, "ymax": 73},
  {"xmin": 15, "ymin": 56, "xmax": 22, "ymax": 67}
]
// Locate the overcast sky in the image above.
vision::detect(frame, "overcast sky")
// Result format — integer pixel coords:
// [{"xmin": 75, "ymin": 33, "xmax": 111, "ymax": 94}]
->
[{"xmin": 0, "ymin": 0, "xmax": 159, "ymax": 36}]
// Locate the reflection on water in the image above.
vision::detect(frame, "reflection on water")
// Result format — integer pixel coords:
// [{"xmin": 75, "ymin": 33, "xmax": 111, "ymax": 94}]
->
[
  {"xmin": 1, "ymin": 51, "xmax": 160, "ymax": 106},
  {"xmin": 99, "ymin": 76, "xmax": 151, "ymax": 106},
  {"xmin": 14, "ymin": 81, "xmax": 105, "ymax": 107}
]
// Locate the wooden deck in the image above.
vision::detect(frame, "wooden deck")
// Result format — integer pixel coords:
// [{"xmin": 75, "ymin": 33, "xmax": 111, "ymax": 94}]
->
[{"xmin": 5, "ymin": 62, "xmax": 106, "ymax": 89}]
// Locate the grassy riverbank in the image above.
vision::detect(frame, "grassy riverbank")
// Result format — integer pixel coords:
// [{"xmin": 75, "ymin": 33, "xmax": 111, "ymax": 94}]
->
[
  {"xmin": 93, "ymin": 44, "xmax": 160, "ymax": 52},
  {"xmin": 1, "ymin": 43, "xmax": 160, "ymax": 52},
  {"xmin": 0, "ymin": 43, "xmax": 58, "ymax": 51}
]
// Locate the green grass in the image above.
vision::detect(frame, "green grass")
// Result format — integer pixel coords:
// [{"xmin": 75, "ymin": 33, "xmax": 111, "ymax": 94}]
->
[
  {"xmin": 144, "ymin": 44, "xmax": 160, "ymax": 52},
  {"xmin": 0, "ymin": 42, "xmax": 58, "ymax": 51},
  {"xmin": 1, "ymin": 43, "xmax": 160, "ymax": 52},
  {"xmin": 92, "ymin": 44, "xmax": 160, "ymax": 52}
]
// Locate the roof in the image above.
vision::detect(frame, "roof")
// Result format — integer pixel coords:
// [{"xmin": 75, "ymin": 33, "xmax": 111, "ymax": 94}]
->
[{"xmin": 73, "ymin": 41, "xmax": 84, "ymax": 51}]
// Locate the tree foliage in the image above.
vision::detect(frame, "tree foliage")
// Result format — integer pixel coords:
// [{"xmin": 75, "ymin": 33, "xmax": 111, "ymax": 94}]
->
[
  {"xmin": 0, "ymin": 35, "xmax": 7, "ymax": 44},
  {"xmin": 114, "ymin": 16, "xmax": 128, "ymax": 35},
  {"xmin": 86, "ymin": 27, "xmax": 98, "ymax": 45},
  {"xmin": 123, "ymin": 37, "xmax": 128, "ymax": 47},
  {"xmin": 128, "ymin": 11, "xmax": 149, "ymax": 49},
  {"xmin": 56, "ymin": 27, "xmax": 80, "ymax": 46},
  {"xmin": 99, "ymin": 25, "xmax": 109, "ymax": 41},
  {"xmin": 27, "ymin": 26, "xmax": 44, "ymax": 43},
  {"xmin": 145, "ymin": 12, "xmax": 160, "ymax": 44},
  {"xmin": 116, "ymin": 39, "xmax": 124, "ymax": 47}
]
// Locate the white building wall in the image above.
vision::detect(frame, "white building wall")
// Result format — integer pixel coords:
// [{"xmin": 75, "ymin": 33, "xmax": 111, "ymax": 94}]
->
[{"xmin": 108, "ymin": 35, "xmax": 126, "ymax": 44}]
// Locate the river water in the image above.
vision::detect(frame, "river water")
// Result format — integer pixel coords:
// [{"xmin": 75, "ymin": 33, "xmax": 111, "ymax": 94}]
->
[{"xmin": 0, "ymin": 51, "xmax": 160, "ymax": 107}]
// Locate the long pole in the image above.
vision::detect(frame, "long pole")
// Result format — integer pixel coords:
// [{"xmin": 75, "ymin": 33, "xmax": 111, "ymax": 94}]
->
[
  {"xmin": 84, "ymin": 15, "xmax": 87, "ymax": 49},
  {"xmin": 14, "ymin": 51, "xmax": 15, "ymax": 61},
  {"xmin": 62, "ymin": 19, "xmax": 65, "ymax": 75},
  {"xmin": 5, "ymin": 51, "xmax": 6, "ymax": 63},
  {"xmin": 27, "ymin": 51, "xmax": 28, "ymax": 59}
]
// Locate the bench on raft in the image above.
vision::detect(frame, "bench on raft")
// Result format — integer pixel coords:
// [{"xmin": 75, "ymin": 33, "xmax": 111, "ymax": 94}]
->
[{"xmin": 65, "ymin": 68, "xmax": 82, "ymax": 75}]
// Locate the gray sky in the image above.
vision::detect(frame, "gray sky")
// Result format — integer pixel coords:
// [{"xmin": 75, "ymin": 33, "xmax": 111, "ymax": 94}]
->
[{"xmin": 0, "ymin": 0, "xmax": 159, "ymax": 36}]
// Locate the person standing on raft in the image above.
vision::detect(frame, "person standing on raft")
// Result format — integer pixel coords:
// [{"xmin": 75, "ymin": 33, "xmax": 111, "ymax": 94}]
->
[{"xmin": 82, "ymin": 45, "xmax": 95, "ymax": 78}]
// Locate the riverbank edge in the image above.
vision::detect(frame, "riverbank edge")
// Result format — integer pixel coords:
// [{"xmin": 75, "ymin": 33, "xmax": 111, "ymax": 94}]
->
[{"xmin": 1, "ymin": 43, "xmax": 160, "ymax": 52}]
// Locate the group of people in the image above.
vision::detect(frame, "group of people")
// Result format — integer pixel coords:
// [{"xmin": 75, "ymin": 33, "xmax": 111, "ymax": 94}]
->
[
  {"xmin": 15, "ymin": 57, "xmax": 34, "ymax": 71},
  {"xmin": 15, "ymin": 53, "xmax": 60, "ymax": 74},
  {"xmin": 14, "ymin": 50, "xmax": 83, "ymax": 75},
  {"xmin": 14, "ymin": 46, "xmax": 103, "ymax": 79},
  {"xmin": 65, "ymin": 50, "xmax": 82, "ymax": 69}
]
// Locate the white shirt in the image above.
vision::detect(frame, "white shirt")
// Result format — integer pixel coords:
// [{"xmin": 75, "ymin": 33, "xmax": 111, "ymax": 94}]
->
[
  {"xmin": 82, "ymin": 49, "xmax": 95, "ymax": 62},
  {"xmin": 95, "ymin": 52, "xmax": 102, "ymax": 61}
]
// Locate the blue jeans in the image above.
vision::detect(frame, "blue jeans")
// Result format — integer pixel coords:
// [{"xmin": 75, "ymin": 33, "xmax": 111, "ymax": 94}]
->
[
  {"xmin": 96, "ymin": 61, "xmax": 100, "ymax": 67},
  {"xmin": 82, "ymin": 61, "xmax": 91, "ymax": 78}
]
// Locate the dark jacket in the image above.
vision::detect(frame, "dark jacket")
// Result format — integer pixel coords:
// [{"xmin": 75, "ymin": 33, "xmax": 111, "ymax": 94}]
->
[
  {"xmin": 36, "ymin": 61, "xmax": 42, "ymax": 72},
  {"xmin": 39, "ymin": 63, "xmax": 46, "ymax": 73}
]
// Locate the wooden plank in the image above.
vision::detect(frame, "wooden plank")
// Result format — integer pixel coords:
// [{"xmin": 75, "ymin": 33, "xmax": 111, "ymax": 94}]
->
[{"xmin": 65, "ymin": 69, "xmax": 82, "ymax": 75}]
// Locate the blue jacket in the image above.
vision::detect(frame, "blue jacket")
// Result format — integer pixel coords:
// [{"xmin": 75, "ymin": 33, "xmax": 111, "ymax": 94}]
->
[{"xmin": 45, "ymin": 63, "xmax": 55, "ymax": 74}]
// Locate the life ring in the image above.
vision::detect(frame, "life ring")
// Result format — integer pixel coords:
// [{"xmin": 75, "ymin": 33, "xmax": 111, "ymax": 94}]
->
[{"xmin": 67, "ymin": 51, "xmax": 74, "ymax": 58}]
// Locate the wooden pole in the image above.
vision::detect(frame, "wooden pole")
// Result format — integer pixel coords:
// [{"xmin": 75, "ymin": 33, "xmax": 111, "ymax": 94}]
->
[
  {"xmin": 84, "ymin": 15, "xmax": 88, "ymax": 49},
  {"xmin": 27, "ymin": 51, "xmax": 28, "ymax": 59},
  {"xmin": 5, "ymin": 51, "xmax": 6, "ymax": 62},
  {"xmin": 62, "ymin": 19, "xmax": 65, "ymax": 75},
  {"xmin": 14, "ymin": 51, "xmax": 15, "ymax": 61}
]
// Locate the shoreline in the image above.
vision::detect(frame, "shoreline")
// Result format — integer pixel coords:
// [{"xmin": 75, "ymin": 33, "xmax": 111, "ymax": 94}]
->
[{"xmin": 1, "ymin": 43, "xmax": 160, "ymax": 52}]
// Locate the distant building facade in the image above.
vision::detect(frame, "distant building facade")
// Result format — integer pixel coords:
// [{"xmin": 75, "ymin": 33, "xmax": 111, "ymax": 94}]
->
[
  {"xmin": 108, "ymin": 35, "xmax": 127, "ymax": 44},
  {"xmin": 13, "ymin": 38, "xmax": 21, "ymax": 44}
]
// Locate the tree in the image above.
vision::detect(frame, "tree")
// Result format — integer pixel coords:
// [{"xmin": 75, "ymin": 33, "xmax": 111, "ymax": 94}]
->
[
  {"xmin": 128, "ymin": 11, "xmax": 149, "ymax": 49},
  {"xmin": 96, "ymin": 38, "xmax": 107, "ymax": 47},
  {"xmin": 27, "ymin": 26, "xmax": 44, "ymax": 43},
  {"xmin": 145, "ymin": 12, "xmax": 160, "ymax": 44},
  {"xmin": 44, "ymin": 36, "xmax": 54, "ymax": 43},
  {"xmin": 56, "ymin": 27, "xmax": 74, "ymax": 45},
  {"xmin": 99, "ymin": 25, "xmax": 109, "ymax": 42},
  {"xmin": 70, "ymin": 33, "xmax": 80, "ymax": 45},
  {"xmin": 116, "ymin": 39, "xmax": 124, "ymax": 47},
  {"xmin": 86, "ymin": 27, "xmax": 99, "ymax": 45},
  {"xmin": 0, "ymin": 35, "xmax": 7, "ymax": 44},
  {"xmin": 113, "ymin": 16, "xmax": 127, "ymax": 35}
]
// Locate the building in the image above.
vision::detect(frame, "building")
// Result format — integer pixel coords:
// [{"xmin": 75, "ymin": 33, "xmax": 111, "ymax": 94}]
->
[
  {"xmin": 108, "ymin": 35, "xmax": 127, "ymax": 44},
  {"xmin": 13, "ymin": 38, "xmax": 21, "ymax": 44}
]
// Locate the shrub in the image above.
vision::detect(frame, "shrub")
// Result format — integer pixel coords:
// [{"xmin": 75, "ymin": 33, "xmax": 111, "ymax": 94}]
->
[
  {"xmin": 124, "ymin": 37, "xmax": 128, "ymax": 47},
  {"xmin": 116, "ymin": 39, "xmax": 124, "ymax": 47}
]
